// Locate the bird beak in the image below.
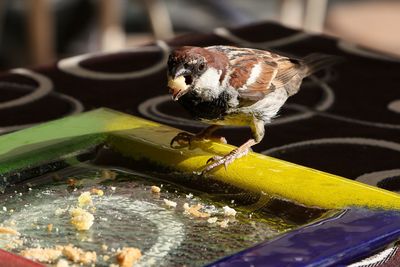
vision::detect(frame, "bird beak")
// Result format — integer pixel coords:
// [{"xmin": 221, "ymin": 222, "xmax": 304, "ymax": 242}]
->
[{"xmin": 168, "ymin": 67, "xmax": 191, "ymax": 101}]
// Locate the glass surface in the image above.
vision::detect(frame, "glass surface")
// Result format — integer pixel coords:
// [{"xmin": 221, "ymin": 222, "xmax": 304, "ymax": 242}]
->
[{"xmin": 0, "ymin": 147, "xmax": 326, "ymax": 266}]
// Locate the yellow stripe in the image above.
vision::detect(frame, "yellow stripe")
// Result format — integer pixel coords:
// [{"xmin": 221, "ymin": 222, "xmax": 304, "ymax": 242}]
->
[{"xmin": 106, "ymin": 109, "xmax": 400, "ymax": 210}]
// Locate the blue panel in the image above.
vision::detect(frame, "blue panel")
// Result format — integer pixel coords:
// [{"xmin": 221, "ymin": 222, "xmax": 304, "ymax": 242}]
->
[{"xmin": 208, "ymin": 209, "xmax": 400, "ymax": 267}]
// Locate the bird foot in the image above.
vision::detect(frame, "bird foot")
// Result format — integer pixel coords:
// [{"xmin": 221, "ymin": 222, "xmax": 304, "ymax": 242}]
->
[
  {"xmin": 170, "ymin": 131, "xmax": 227, "ymax": 148},
  {"xmin": 202, "ymin": 147, "xmax": 249, "ymax": 174}
]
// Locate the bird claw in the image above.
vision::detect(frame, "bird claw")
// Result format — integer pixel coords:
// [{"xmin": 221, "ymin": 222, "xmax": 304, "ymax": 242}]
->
[
  {"xmin": 202, "ymin": 148, "xmax": 249, "ymax": 174},
  {"xmin": 170, "ymin": 132, "xmax": 227, "ymax": 148},
  {"xmin": 170, "ymin": 132, "xmax": 195, "ymax": 147}
]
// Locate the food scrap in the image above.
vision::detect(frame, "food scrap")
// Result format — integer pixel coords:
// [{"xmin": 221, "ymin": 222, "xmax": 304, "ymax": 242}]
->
[
  {"xmin": 78, "ymin": 192, "xmax": 93, "ymax": 207},
  {"xmin": 217, "ymin": 219, "xmax": 229, "ymax": 228},
  {"xmin": 47, "ymin": 224, "xmax": 53, "ymax": 232},
  {"xmin": 67, "ymin": 178, "xmax": 78, "ymax": 187},
  {"xmin": 55, "ymin": 259, "xmax": 69, "ymax": 267},
  {"xmin": 223, "ymin": 206, "xmax": 237, "ymax": 217},
  {"xmin": 101, "ymin": 170, "xmax": 117, "ymax": 180},
  {"xmin": 163, "ymin": 199, "xmax": 177, "ymax": 208},
  {"xmin": 183, "ymin": 203, "xmax": 210, "ymax": 218},
  {"xmin": 20, "ymin": 247, "xmax": 62, "ymax": 263},
  {"xmin": 90, "ymin": 188, "xmax": 104, "ymax": 196},
  {"xmin": 207, "ymin": 217, "xmax": 218, "ymax": 224},
  {"xmin": 151, "ymin": 185, "xmax": 161, "ymax": 194},
  {"xmin": 116, "ymin": 247, "xmax": 142, "ymax": 267},
  {"xmin": 0, "ymin": 226, "xmax": 20, "ymax": 235},
  {"xmin": 70, "ymin": 207, "xmax": 94, "ymax": 231},
  {"xmin": 61, "ymin": 244, "xmax": 97, "ymax": 265}
]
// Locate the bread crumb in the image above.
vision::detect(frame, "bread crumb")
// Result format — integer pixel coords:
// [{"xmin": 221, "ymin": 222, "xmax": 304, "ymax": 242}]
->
[
  {"xmin": 90, "ymin": 188, "xmax": 104, "ymax": 196},
  {"xmin": 5, "ymin": 238, "xmax": 23, "ymax": 249},
  {"xmin": 70, "ymin": 207, "xmax": 94, "ymax": 231},
  {"xmin": 151, "ymin": 186, "xmax": 161, "ymax": 194},
  {"xmin": 163, "ymin": 199, "xmax": 177, "ymax": 208},
  {"xmin": 56, "ymin": 258, "xmax": 69, "ymax": 267},
  {"xmin": 101, "ymin": 170, "xmax": 117, "ymax": 180},
  {"xmin": 103, "ymin": 255, "xmax": 110, "ymax": 261},
  {"xmin": 223, "ymin": 206, "xmax": 237, "ymax": 217},
  {"xmin": 20, "ymin": 247, "xmax": 62, "ymax": 263},
  {"xmin": 67, "ymin": 178, "xmax": 78, "ymax": 187},
  {"xmin": 168, "ymin": 75, "xmax": 188, "ymax": 91},
  {"xmin": 218, "ymin": 219, "xmax": 229, "ymax": 228},
  {"xmin": 110, "ymin": 187, "xmax": 116, "ymax": 191},
  {"xmin": 55, "ymin": 207, "xmax": 68, "ymax": 216},
  {"xmin": 102, "ymin": 244, "xmax": 108, "ymax": 251},
  {"xmin": 0, "ymin": 226, "xmax": 20, "ymax": 235},
  {"xmin": 47, "ymin": 224, "xmax": 53, "ymax": 232},
  {"xmin": 183, "ymin": 203, "xmax": 210, "ymax": 218},
  {"xmin": 61, "ymin": 244, "xmax": 97, "ymax": 265},
  {"xmin": 207, "ymin": 217, "xmax": 218, "ymax": 224},
  {"xmin": 78, "ymin": 192, "xmax": 93, "ymax": 207},
  {"xmin": 116, "ymin": 247, "xmax": 142, "ymax": 267}
]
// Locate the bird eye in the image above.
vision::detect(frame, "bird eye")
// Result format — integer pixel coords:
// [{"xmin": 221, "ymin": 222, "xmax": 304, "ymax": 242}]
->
[
  {"xmin": 198, "ymin": 62, "xmax": 205, "ymax": 71},
  {"xmin": 184, "ymin": 63, "xmax": 190, "ymax": 69}
]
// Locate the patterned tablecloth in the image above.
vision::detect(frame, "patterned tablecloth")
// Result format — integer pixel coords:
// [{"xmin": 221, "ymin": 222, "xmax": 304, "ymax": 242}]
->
[{"xmin": 0, "ymin": 22, "xmax": 399, "ymax": 266}]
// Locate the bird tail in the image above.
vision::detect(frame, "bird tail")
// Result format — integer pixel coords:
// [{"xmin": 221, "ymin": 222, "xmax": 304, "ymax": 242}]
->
[{"xmin": 301, "ymin": 53, "xmax": 343, "ymax": 76}]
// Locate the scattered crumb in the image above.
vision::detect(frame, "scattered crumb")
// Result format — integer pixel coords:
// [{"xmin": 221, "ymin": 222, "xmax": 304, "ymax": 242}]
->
[
  {"xmin": 163, "ymin": 199, "xmax": 177, "ymax": 208},
  {"xmin": 67, "ymin": 178, "xmax": 78, "ymax": 187},
  {"xmin": 3, "ymin": 206, "xmax": 7, "ymax": 212},
  {"xmin": 183, "ymin": 203, "xmax": 210, "ymax": 218},
  {"xmin": 90, "ymin": 188, "xmax": 104, "ymax": 196},
  {"xmin": 218, "ymin": 219, "xmax": 229, "ymax": 228},
  {"xmin": 116, "ymin": 247, "xmax": 142, "ymax": 267},
  {"xmin": 101, "ymin": 170, "xmax": 117, "ymax": 180},
  {"xmin": 102, "ymin": 244, "xmax": 108, "ymax": 251},
  {"xmin": 47, "ymin": 224, "xmax": 53, "ymax": 232},
  {"xmin": 103, "ymin": 255, "xmax": 110, "ymax": 261},
  {"xmin": 20, "ymin": 247, "xmax": 62, "ymax": 263},
  {"xmin": 151, "ymin": 186, "xmax": 161, "ymax": 194},
  {"xmin": 207, "ymin": 217, "xmax": 218, "ymax": 224},
  {"xmin": 0, "ymin": 226, "xmax": 20, "ymax": 235},
  {"xmin": 110, "ymin": 187, "xmax": 116, "ymax": 191},
  {"xmin": 61, "ymin": 244, "xmax": 97, "ymax": 265},
  {"xmin": 70, "ymin": 207, "xmax": 94, "ymax": 231},
  {"xmin": 109, "ymin": 264, "xmax": 119, "ymax": 267},
  {"xmin": 223, "ymin": 206, "xmax": 237, "ymax": 217},
  {"xmin": 186, "ymin": 193, "xmax": 193, "ymax": 199},
  {"xmin": 56, "ymin": 259, "xmax": 69, "ymax": 267},
  {"xmin": 78, "ymin": 192, "xmax": 93, "ymax": 207},
  {"xmin": 55, "ymin": 207, "xmax": 68, "ymax": 216},
  {"xmin": 5, "ymin": 238, "xmax": 23, "ymax": 249}
]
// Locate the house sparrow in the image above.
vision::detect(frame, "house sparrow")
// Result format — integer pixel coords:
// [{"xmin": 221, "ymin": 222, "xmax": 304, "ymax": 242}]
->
[{"xmin": 167, "ymin": 45, "xmax": 339, "ymax": 173}]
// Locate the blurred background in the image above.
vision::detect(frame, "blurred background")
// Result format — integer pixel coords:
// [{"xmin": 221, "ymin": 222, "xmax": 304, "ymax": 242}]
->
[{"xmin": 0, "ymin": 0, "xmax": 398, "ymax": 70}]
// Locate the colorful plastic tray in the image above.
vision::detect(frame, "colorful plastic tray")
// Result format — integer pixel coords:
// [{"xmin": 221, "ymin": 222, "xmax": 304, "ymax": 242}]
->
[{"xmin": 0, "ymin": 109, "xmax": 400, "ymax": 266}]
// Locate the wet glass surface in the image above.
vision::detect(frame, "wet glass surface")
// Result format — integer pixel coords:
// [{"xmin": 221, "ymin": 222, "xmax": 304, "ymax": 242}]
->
[{"xmin": 0, "ymin": 147, "xmax": 327, "ymax": 267}]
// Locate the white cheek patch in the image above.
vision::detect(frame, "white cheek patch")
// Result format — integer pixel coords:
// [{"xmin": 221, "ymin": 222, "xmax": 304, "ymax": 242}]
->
[{"xmin": 194, "ymin": 68, "xmax": 223, "ymax": 100}]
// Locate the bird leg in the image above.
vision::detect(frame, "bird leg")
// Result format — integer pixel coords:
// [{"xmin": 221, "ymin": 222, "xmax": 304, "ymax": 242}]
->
[
  {"xmin": 170, "ymin": 125, "xmax": 226, "ymax": 147},
  {"xmin": 202, "ymin": 139, "xmax": 256, "ymax": 173},
  {"xmin": 202, "ymin": 118, "xmax": 265, "ymax": 174}
]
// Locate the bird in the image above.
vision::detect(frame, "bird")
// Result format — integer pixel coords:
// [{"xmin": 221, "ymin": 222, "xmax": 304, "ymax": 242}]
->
[{"xmin": 166, "ymin": 45, "xmax": 339, "ymax": 173}]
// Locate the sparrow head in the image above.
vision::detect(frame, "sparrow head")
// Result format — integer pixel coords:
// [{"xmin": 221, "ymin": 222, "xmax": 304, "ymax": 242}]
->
[
  {"xmin": 167, "ymin": 46, "xmax": 230, "ymax": 101},
  {"xmin": 167, "ymin": 46, "xmax": 209, "ymax": 100}
]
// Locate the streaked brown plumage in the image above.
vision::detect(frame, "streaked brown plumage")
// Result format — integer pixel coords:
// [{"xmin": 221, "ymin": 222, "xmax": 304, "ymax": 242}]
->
[{"xmin": 167, "ymin": 45, "xmax": 339, "ymax": 173}]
